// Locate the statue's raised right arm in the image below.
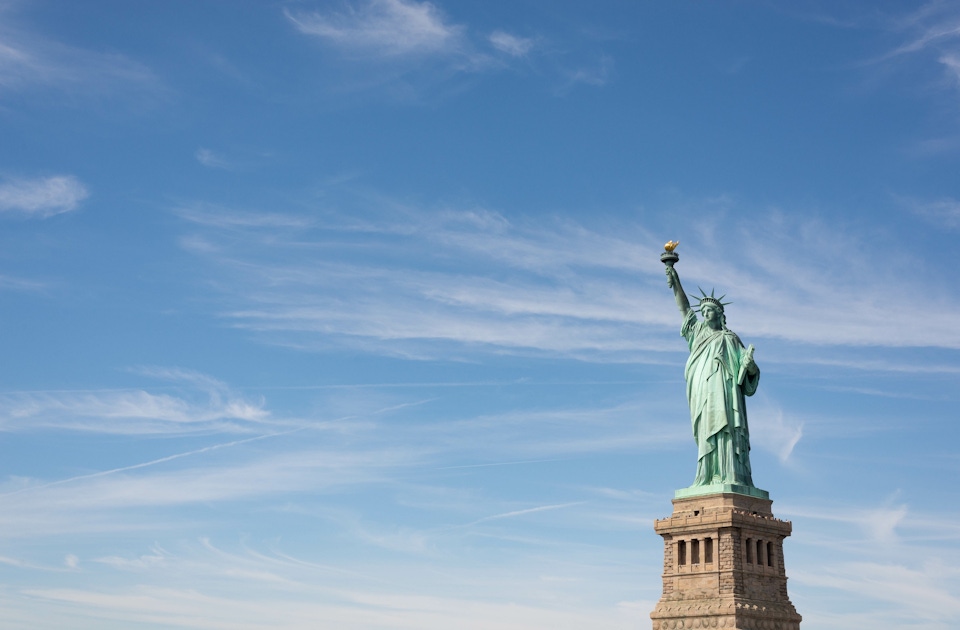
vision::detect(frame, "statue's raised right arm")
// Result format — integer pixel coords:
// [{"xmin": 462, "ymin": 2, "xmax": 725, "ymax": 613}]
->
[{"xmin": 665, "ymin": 265, "xmax": 692, "ymax": 319}]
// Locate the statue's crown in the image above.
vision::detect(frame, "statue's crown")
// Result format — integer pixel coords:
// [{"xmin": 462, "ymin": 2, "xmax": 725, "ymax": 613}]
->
[{"xmin": 691, "ymin": 287, "xmax": 731, "ymax": 313}]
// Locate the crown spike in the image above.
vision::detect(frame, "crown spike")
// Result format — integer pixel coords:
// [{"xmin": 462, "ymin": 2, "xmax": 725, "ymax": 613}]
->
[{"xmin": 692, "ymin": 287, "xmax": 730, "ymax": 314}]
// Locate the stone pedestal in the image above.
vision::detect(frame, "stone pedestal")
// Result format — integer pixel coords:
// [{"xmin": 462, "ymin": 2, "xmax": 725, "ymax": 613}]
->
[{"xmin": 650, "ymin": 492, "xmax": 802, "ymax": 630}]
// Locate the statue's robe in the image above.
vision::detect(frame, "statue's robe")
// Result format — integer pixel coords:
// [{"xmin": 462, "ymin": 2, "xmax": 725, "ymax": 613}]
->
[{"xmin": 681, "ymin": 310, "xmax": 759, "ymax": 487}]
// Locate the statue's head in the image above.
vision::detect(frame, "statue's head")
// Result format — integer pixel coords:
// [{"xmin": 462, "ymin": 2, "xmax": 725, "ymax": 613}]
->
[
  {"xmin": 692, "ymin": 289, "xmax": 730, "ymax": 328},
  {"xmin": 700, "ymin": 302, "xmax": 726, "ymax": 328}
]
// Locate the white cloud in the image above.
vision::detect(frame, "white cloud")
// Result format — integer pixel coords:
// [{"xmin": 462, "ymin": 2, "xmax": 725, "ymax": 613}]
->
[
  {"xmin": 12, "ymin": 448, "xmax": 412, "ymax": 509},
  {"xmin": 0, "ymin": 389, "xmax": 684, "ymax": 549},
  {"xmin": 195, "ymin": 148, "xmax": 230, "ymax": 169},
  {"xmin": 0, "ymin": 445, "xmax": 427, "ymax": 541},
  {"xmin": 173, "ymin": 195, "xmax": 960, "ymax": 361},
  {"xmin": 749, "ymin": 406, "xmax": 804, "ymax": 464},
  {"xmin": 793, "ymin": 561, "xmax": 960, "ymax": 627},
  {"xmin": 897, "ymin": 194, "xmax": 960, "ymax": 229},
  {"xmin": 489, "ymin": 31, "xmax": 534, "ymax": 57},
  {"xmin": 0, "ymin": 274, "xmax": 47, "ymax": 292},
  {"xmin": 0, "ymin": 530, "xmax": 648, "ymax": 630},
  {"xmin": 469, "ymin": 502, "xmax": 585, "ymax": 525},
  {"xmin": 16, "ymin": 583, "xmax": 635, "ymax": 630},
  {"xmin": 0, "ymin": 14, "xmax": 160, "ymax": 97},
  {"xmin": 782, "ymin": 498, "xmax": 911, "ymax": 544},
  {"xmin": 174, "ymin": 201, "xmax": 674, "ymax": 360},
  {"xmin": 561, "ymin": 55, "xmax": 614, "ymax": 91},
  {"xmin": 0, "ymin": 175, "xmax": 88, "ymax": 217},
  {"xmin": 0, "ymin": 368, "xmax": 269, "ymax": 434},
  {"xmin": 887, "ymin": 7, "xmax": 960, "ymax": 58},
  {"xmin": 0, "ymin": 389, "xmax": 263, "ymax": 434},
  {"xmin": 862, "ymin": 504, "xmax": 908, "ymax": 543},
  {"xmin": 286, "ymin": 0, "xmax": 463, "ymax": 58},
  {"xmin": 879, "ymin": 4, "xmax": 960, "ymax": 95},
  {"xmin": 174, "ymin": 203, "xmax": 313, "ymax": 229},
  {"xmin": 778, "ymin": 497, "xmax": 960, "ymax": 627},
  {"xmin": 942, "ymin": 51, "xmax": 960, "ymax": 85}
]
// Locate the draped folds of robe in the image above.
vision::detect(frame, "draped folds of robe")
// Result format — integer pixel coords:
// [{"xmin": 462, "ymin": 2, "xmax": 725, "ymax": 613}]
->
[{"xmin": 681, "ymin": 309, "xmax": 759, "ymax": 487}]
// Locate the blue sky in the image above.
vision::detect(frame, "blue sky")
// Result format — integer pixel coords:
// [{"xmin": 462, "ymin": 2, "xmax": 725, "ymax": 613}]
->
[{"xmin": 1, "ymin": 0, "xmax": 959, "ymax": 628}]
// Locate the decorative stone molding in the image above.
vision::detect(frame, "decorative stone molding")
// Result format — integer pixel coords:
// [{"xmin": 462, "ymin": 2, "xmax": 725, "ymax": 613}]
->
[{"xmin": 650, "ymin": 493, "xmax": 802, "ymax": 630}]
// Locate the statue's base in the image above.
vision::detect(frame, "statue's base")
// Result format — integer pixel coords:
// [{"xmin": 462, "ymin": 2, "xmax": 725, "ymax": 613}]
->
[
  {"xmin": 650, "ymin": 492, "xmax": 801, "ymax": 630},
  {"xmin": 675, "ymin": 484, "xmax": 769, "ymax": 500}
]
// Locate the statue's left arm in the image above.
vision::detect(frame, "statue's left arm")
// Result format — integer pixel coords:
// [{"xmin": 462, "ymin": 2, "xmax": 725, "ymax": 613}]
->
[{"xmin": 738, "ymin": 344, "xmax": 760, "ymax": 395}]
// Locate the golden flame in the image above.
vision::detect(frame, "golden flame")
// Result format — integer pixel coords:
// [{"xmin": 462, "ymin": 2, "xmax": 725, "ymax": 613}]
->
[{"xmin": 664, "ymin": 240, "xmax": 679, "ymax": 252}]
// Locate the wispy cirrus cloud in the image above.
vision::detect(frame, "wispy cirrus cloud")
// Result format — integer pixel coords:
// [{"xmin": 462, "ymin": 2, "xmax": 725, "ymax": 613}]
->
[
  {"xmin": 0, "ymin": 273, "xmax": 48, "ymax": 292},
  {"xmin": 0, "ymin": 8, "xmax": 160, "ymax": 98},
  {"xmin": 284, "ymin": 1, "xmax": 603, "ymax": 94},
  {"xmin": 0, "ymin": 447, "xmax": 417, "ymax": 519},
  {"xmin": 748, "ymin": 404, "xmax": 804, "ymax": 464},
  {"xmin": 0, "ymin": 384, "xmax": 680, "ymax": 540},
  {"xmin": 942, "ymin": 50, "xmax": 960, "ymax": 84},
  {"xmin": 0, "ymin": 368, "xmax": 268, "ymax": 434},
  {"xmin": 792, "ymin": 561, "xmax": 960, "ymax": 628},
  {"xmin": 570, "ymin": 56, "xmax": 613, "ymax": 86},
  {"xmin": 900, "ymin": 194, "xmax": 960, "ymax": 229},
  {"xmin": 873, "ymin": 2, "xmax": 960, "ymax": 94},
  {"xmin": 176, "ymin": 202, "xmax": 670, "ymax": 361},
  {"xmin": 15, "ymin": 576, "xmax": 637, "ymax": 630},
  {"xmin": 563, "ymin": 55, "xmax": 614, "ymax": 89},
  {"xmin": 0, "ymin": 491, "xmax": 650, "ymax": 628},
  {"xmin": 195, "ymin": 148, "xmax": 230, "ymax": 170},
  {"xmin": 468, "ymin": 501, "xmax": 585, "ymax": 526},
  {"xmin": 489, "ymin": 31, "xmax": 534, "ymax": 58},
  {"xmin": 781, "ymin": 496, "xmax": 960, "ymax": 628},
  {"xmin": 173, "ymin": 192, "xmax": 960, "ymax": 361},
  {"xmin": 884, "ymin": 2, "xmax": 960, "ymax": 60},
  {"xmin": 0, "ymin": 175, "xmax": 88, "ymax": 217},
  {"xmin": 175, "ymin": 202, "xmax": 313, "ymax": 229},
  {"xmin": 286, "ymin": 0, "xmax": 464, "ymax": 59}
]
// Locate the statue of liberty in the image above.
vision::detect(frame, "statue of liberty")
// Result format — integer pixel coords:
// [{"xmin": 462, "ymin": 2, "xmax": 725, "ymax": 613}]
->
[{"xmin": 663, "ymin": 244, "xmax": 760, "ymax": 489}]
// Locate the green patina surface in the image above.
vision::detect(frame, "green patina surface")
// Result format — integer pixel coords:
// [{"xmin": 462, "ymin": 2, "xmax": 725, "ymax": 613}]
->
[
  {"xmin": 674, "ymin": 483, "xmax": 769, "ymax": 500},
  {"xmin": 664, "ymin": 249, "xmax": 763, "ymax": 494}
]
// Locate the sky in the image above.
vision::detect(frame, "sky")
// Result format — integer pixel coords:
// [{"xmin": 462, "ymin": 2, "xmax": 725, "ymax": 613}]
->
[{"xmin": 0, "ymin": 0, "xmax": 959, "ymax": 628}]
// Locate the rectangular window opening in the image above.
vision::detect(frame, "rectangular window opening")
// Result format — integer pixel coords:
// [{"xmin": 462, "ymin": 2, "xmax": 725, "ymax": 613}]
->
[
  {"xmin": 678, "ymin": 540, "xmax": 687, "ymax": 566},
  {"xmin": 691, "ymin": 539, "xmax": 700, "ymax": 564},
  {"xmin": 767, "ymin": 542, "xmax": 774, "ymax": 567},
  {"xmin": 745, "ymin": 538, "xmax": 753, "ymax": 564},
  {"xmin": 757, "ymin": 540, "xmax": 764, "ymax": 566},
  {"xmin": 705, "ymin": 537, "xmax": 713, "ymax": 564}
]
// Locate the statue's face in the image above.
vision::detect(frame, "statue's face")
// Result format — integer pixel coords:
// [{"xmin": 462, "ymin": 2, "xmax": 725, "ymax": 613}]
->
[{"xmin": 702, "ymin": 304, "xmax": 722, "ymax": 326}]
